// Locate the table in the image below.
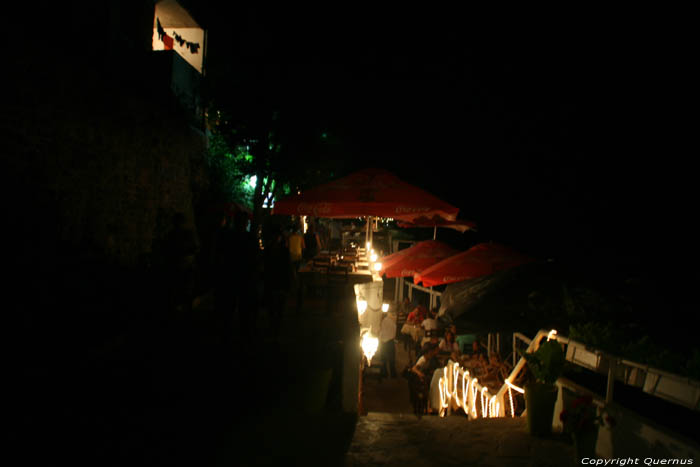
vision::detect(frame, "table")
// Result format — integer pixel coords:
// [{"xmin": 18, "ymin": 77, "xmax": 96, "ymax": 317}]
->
[{"xmin": 400, "ymin": 323, "xmax": 424, "ymax": 344}]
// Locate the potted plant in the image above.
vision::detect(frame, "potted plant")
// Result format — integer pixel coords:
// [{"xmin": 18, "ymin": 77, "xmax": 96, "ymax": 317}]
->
[
  {"xmin": 520, "ymin": 339, "xmax": 566, "ymax": 436},
  {"xmin": 560, "ymin": 395, "xmax": 616, "ymax": 462}
]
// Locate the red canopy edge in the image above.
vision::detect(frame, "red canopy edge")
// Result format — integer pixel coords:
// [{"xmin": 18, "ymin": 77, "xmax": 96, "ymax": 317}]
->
[
  {"xmin": 413, "ymin": 243, "xmax": 534, "ymax": 287},
  {"xmin": 272, "ymin": 168, "xmax": 459, "ymax": 222}
]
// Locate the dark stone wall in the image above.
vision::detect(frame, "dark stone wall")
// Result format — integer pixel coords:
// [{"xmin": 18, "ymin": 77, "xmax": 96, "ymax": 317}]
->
[{"xmin": 5, "ymin": 56, "xmax": 207, "ymax": 268}]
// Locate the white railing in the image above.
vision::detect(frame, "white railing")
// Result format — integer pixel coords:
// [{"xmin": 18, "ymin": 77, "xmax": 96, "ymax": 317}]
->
[
  {"xmin": 436, "ymin": 328, "xmax": 700, "ymax": 420},
  {"xmin": 394, "ymin": 276, "xmax": 442, "ymax": 309},
  {"xmin": 436, "ymin": 329, "xmax": 554, "ymax": 419}
]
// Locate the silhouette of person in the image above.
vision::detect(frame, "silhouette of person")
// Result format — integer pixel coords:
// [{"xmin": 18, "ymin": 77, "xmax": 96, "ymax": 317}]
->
[
  {"xmin": 303, "ymin": 220, "xmax": 321, "ymax": 261},
  {"xmin": 263, "ymin": 225, "xmax": 291, "ymax": 339},
  {"xmin": 213, "ymin": 211, "xmax": 259, "ymax": 342},
  {"xmin": 162, "ymin": 212, "xmax": 198, "ymax": 312}
]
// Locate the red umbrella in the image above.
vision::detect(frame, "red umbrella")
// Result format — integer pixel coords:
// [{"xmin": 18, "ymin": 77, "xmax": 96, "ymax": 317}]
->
[
  {"xmin": 413, "ymin": 242, "xmax": 534, "ymax": 287},
  {"xmin": 396, "ymin": 215, "xmax": 477, "ymax": 236},
  {"xmin": 271, "ymin": 168, "xmax": 459, "ymax": 222},
  {"xmin": 379, "ymin": 240, "xmax": 459, "ymax": 278}
]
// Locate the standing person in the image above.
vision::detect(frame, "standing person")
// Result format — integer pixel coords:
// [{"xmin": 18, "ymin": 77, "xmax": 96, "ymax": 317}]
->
[
  {"xmin": 409, "ymin": 342, "xmax": 440, "ymax": 415},
  {"xmin": 303, "ymin": 220, "xmax": 321, "ymax": 261},
  {"xmin": 162, "ymin": 212, "xmax": 198, "ymax": 313},
  {"xmin": 379, "ymin": 311, "xmax": 397, "ymax": 378},
  {"xmin": 212, "ymin": 211, "xmax": 259, "ymax": 343},
  {"xmin": 264, "ymin": 225, "xmax": 291, "ymax": 340},
  {"xmin": 328, "ymin": 219, "xmax": 342, "ymax": 251},
  {"xmin": 286, "ymin": 223, "xmax": 305, "ymax": 314},
  {"xmin": 211, "ymin": 214, "xmax": 234, "ymax": 338},
  {"xmin": 287, "ymin": 223, "xmax": 305, "ymax": 276},
  {"xmin": 231, "ymin": 211, "xmax": 260, "ymax": 341},
  {"xmin": 316, "ymin": 219, "xmax": 329, "ymax": 250}
]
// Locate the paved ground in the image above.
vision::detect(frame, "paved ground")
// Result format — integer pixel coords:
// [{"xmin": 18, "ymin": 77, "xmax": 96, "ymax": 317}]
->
[
  {"xmin": 352, "ymin": 293, "xmax": 576, "ymax": 467},
  {"xmin": 346, "ymin": 413, "xmax": 575, "ymax": 467}
]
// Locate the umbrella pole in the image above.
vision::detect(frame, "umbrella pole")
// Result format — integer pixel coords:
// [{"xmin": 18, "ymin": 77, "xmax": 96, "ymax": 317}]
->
[
  {"xmin": 365, "ymin": 216, "xmax": 370, "ymax": 249},
  {"xmin": 433, "ymin": 225, "xmax": 437, "ymax": 240}
]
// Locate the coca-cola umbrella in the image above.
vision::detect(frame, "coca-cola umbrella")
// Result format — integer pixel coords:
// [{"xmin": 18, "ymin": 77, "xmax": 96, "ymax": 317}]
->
[
  {"xmin": 271, "ymin": 168, "xmax": 459, "ymax": 222},
  {"xmin": 414, "ymin": 242, "xmax": 535, "ymax": 287},
  {"xmin": 396, "ymin": 215, "xmax": 477, "ymax": 239},
  {"xmin": 379, "ymin": 240, "xmax": 459, "ymax": 278}
]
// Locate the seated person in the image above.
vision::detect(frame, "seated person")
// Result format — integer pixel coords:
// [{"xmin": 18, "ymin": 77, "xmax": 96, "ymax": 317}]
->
[
  {"xmin": 406, "ymin": 304, "xmax": 427, "ymax": 325},
  {"xmin": 438, "ymin": 330, "xmax": 461, "ymax": 361},
  {"xmin": 421, "ymin": 308, "xmax": 439, "ymax": 332},
  {"xmin": 419, "ymin": 308, "xmax": 440, "ymax": 346}
]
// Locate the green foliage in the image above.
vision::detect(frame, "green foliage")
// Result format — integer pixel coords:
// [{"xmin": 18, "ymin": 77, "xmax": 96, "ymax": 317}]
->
[
  {"xmin": 569, "ymin": 323, "xmax": 700, "ymax": 381},
  {"xmin": 568, "ymin": 322, "xmax": 620, "ymax": 355},
  {"xmin": 521, "ymin": 340, "xmax": 566, "ymax": 386},
  {"xmin": 204, "ymin": 131, "xmax": 254, "ymax": 208}
]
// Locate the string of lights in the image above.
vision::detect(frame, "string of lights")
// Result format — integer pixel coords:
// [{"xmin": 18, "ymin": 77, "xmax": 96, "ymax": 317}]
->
[
  {"xmin": 434, "ymin": 330, "xmax": 562, "ymax": 419},
  {"xmin": 435, "ymin": 359, "xmax": 526, "ymax": 419}
]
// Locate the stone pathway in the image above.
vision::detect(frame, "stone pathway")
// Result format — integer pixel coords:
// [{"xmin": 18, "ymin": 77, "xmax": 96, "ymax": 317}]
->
[{"xmin": 346, "ymin": 412, "xmax": 575, "ymax": 467}]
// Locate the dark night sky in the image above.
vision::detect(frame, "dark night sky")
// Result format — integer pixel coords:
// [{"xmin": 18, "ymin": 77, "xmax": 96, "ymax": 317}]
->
[
  {"xmin": 201, "ymin": 7, "xmax": 695, "ymax": 280},
  {"xmin": 15, "ymin": 3, "xmax": 693, "ymax": 282}
]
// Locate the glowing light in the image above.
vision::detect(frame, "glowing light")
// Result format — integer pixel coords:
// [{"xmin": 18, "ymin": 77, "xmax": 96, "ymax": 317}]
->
[
  {"xmin": 489, "ymin": 395, "xmax": 500, "ymax": 418},
  {"xmin": 462, "ymin": 370, "xmax": 470, "ymax": 410},
  {"xmin": 356, "ymin": 299, "xmax": 367, "ymax": 315},
  {"xmin": 361, "ymin": 332, "xmax": 379, "ymax": 364},
  {"xmin": 370, "ymin": 253, "xmax": 378, "ymax": 262},
  {"xmin": 438, "ymin": 372, "xmax": 449, "ymax": 411},
  {"xmin": 505, "ymin": 379, "xmax": 524, "ymax": 394},
  {"xmin": 373, "ymin": 262, "xmax": 382, "ymax": 272},
  {"xmin": 248, "ymin": 175, "xmax": 257, "ymax": 188},
  {"xmin": 431, "ymin": 330, "xmax": 569, "ymax": 421},
  {"xmin": 470, "ymin": 379, "xmax": 479, "ymax": 418},
  {"xmin": 452, "ymin": 363, "xmax": 460, "ymax": 406},
  {"xmin": 508, "ymin": 386, "xmax": 515, "ymax": 418},
  {"xmin": 381, "ymin": 303, "xmax": 389, "ymax": 312},
  {"xmin": 435, "ymin": 361, "xmax": 517, "ymax": 420}
]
